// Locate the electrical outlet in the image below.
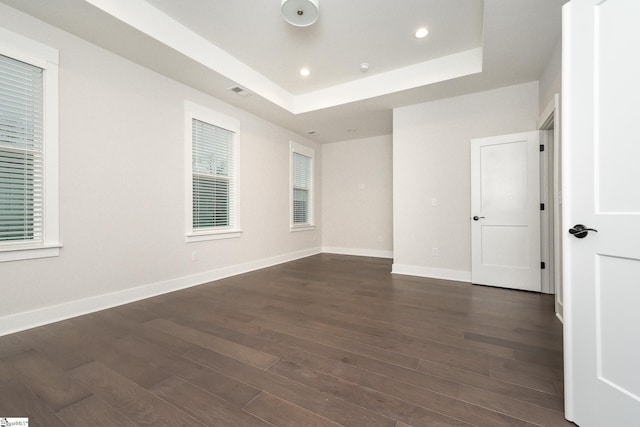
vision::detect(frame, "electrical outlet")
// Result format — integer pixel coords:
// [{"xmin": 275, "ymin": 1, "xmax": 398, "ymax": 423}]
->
[
  {"xmin": 431, "ymin": 198, "xmax": 438, "ymax": 207},
  {"xmin": 432, "ymin": 247, "xmax": 439, "ymax": 257},
  {"xmin": 191, "ymin": 251, "xmax": 199, "ymax": 261}
]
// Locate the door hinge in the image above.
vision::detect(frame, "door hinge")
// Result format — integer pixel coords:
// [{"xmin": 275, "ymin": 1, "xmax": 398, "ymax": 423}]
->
[
  {"xmin": 540, "ymin": 144, "xmax": 545, "ymax": 152},
  {"xmin": 540, "ymin": 203, "xmax": 545, "ymax": 211},
  {"xmin": 541, "ymin": 262, "xmax": 546, "ymax": 269}
]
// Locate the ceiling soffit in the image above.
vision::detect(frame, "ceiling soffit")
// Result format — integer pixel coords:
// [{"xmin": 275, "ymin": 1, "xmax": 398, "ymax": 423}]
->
[{"xmin": 85, "ymin": 0, "xmax": 484, "ymax": 115}]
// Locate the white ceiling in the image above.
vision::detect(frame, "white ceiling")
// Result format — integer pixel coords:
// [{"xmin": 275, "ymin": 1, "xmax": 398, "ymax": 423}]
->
[
  {"xmin": 0, "ymin": 0, "xmax": 567, "ymax": 143},
  {"xmin": 145, "ymin": 0, "xmax": 485, "ymax": 94}
]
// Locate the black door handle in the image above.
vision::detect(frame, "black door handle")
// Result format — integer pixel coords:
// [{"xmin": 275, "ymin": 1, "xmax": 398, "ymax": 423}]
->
[
  {"xmin": 473, "ymin": 216, "xmax": 485, "ymax": 221},
  {"xmin": 569, "ymin": 224, "xmax": 598, "ymax": 239}
]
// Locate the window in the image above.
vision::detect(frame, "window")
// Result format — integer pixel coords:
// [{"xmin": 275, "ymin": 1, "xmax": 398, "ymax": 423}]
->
[
  {"xmin": 185, "ymin": 102, "xmax": 240, "ymax": 242},
  {"xmin": 290, "ymin": 141, "xmax": 314, "ymax": 230},
  {"xmin": 0, "ymin": 28, "xmax": 60, "ymax": 262}
]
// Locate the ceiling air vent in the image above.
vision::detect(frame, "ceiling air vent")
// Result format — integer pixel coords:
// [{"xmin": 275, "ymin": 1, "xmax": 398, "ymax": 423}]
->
[{"xmin": 228, "ymin": 85, "xmax": 252, "ymax": 97}]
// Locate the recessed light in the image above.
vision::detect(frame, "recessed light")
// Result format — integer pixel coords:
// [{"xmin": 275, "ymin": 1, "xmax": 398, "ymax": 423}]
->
[
  {"xmin": 415, "ymin": 27, "xmax": 429, "ymax": 39},
  {"xmin": 300, "ymin": 67, "xmax": 310, "ymax": 77},
  {"xmin": 360, "ymin": 62, "xmax": 370, "ymax": 73}
]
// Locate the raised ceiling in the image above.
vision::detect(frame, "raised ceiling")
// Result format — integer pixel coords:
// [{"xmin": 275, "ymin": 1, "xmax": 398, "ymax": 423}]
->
[
  {"xmin": 145, "ymin": 0, "xmax": 485, "ymax": 95},
  {"xmin": 0, "ymin": 0, "xmax": 567, "ymax": 143}
]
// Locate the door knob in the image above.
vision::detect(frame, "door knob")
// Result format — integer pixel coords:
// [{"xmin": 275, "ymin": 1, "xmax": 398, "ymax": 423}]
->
[
  {"xmin": 472, "ymin": 216, "xmax": 485, "ymax": 221},
  {"xmin": 569, "ymin": 224, "xmax": 598, "ymax": 239}
]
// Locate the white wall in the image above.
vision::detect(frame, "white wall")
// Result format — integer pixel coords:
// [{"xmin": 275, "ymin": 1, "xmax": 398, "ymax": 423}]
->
[
  {"xmin": 539, "ymin": 39, "xmax": 562, "ymax": 113},
  {"xmin": 392, "ymin": 82, "xmax": 539, "ymax": 281},
  {"xmin": 0, "ymin": 4, "xmax": 321, "ymax": 335},
  {"xmin": 322, "ymin": 135, "xmax": 393, "ymax": 258}
]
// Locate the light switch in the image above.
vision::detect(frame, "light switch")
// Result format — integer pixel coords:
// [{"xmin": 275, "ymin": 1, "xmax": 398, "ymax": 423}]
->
[{"xmin": 431, "ymin": 198, "xmax": 437, "ymax": 207}]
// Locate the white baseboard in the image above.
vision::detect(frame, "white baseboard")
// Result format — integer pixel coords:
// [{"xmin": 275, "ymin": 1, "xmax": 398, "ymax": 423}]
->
[
  {"xmin": 322, "ymin": 246, "xmax": 393, "ymax": 259},
  {"xmin": 391, "ymin": 263, "xmax": 471, "ymax": 283},
  {"xmin": 555, "ymin": 300, "xmax": 564, "ymax": 323},
  {"xmin": 0, "ymin": 247, "xmax": 321, "ymax": 337}
]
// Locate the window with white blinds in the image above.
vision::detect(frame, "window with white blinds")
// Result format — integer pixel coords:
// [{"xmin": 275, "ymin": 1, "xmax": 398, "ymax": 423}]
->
[
  {"xmin": 0, "ymin": 54, "xmax": 44, "ymax": 244},
  {"xmin": 192, "ymin": 118, "xmax": 235, "ymax": 229},
  {"xmin": 185, "ymin": 102, "xmax": 240, "ymax": 241},
  {"xmin": 290, "ymin": 142, "xmax": 314, "ymax": 228},
  {"xmin": 0, "ymin": 29, "xmax": 60, "ymax": 262}
]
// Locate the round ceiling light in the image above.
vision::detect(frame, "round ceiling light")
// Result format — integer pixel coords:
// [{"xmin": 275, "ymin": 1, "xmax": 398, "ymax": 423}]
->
[
  {"xmin": 281, "ymin": 0, "xmax": 319, "ymax": 27},
  {"xmin": 415, "ymin": 27, "xmax": 429, "ymax": 39},
  {"xmin": 300, "ymin": 67, "xmax": 310, "ymax": 77}
]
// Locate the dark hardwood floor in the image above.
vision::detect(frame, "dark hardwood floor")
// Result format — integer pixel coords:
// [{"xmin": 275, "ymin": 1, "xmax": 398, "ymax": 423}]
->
[{"xmin": 0, "ymin": 254, "xmax": 574, "ymax": 426}]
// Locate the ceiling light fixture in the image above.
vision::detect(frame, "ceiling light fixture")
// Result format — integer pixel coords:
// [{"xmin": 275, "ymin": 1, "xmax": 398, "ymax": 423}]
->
[
  {"xmin": 300, "ymin": 67, "xmax": 310, "ymax": 77},
  {"xmin": 281, "ymin": 0, "xmax": 320, "ymax": 27},
  {"xmin": 415, "ymin": 27, "xmax": 429, "ymax": 39},
  {"xmin": 359, "ymin": 62, "xmax": 369, "ymax": 73}
]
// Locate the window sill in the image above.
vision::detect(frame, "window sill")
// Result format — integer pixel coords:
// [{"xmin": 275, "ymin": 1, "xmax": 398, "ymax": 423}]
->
[
  {"xmin": 185, "ymin": 229, "xmax": 242, "ymax": 243},
  {"xmin": 290, "ymin": 225, "xmax": 316, "ymax": 232},
  {"xmin": 0, "ymin": 243, "xmax": 62, "ymax": 263}
]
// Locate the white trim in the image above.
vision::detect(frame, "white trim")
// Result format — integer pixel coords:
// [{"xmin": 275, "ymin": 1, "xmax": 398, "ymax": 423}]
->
[
  {"xmin": 43, "ymin": 57, "xmax": 60, "ymax": 246},
  {"xmin": 184, "ymin": 101, "xmax": 240, "ymax": 132},
  {"xmin": 0, "ymin": 26, "xmax": 59, "ymax": 66},
  {"xmin": 391, "ymin": 263, "xmax": 471, "ymax": 283},
  {"xmin": 538, "ymin": 93, "xmax": 563, "ymax": 307},
  {"xmin": 538, "ymin": 95, "xmax": 558, "ymax": 130},
  {"xmin": 556, "ymin": 301, "xmax": 564, "ymax": 324},
  {"xmin": 323, "ymin": 246, "xmax": 393, "ymax": 259},
  {"xmin": 0, "ymin": 246, "xmax": 321, "ymax": 337},
  {"xmin": 185, "ymin": 230, "xmax": 242, "ymax": 242},
  {"xmin": 0, "ymin": 27, "xmax": 60, "ymax": 262},
  {"xmin": 561, "ymin": 2, "xmax": 575, "ymax": 419},
  {"xmin": 290, "ymin": 140, "xmax": 314, "ymax": 158},
  {"xmin": 539, "ymin": 130, "xmax": 553, "ymax": 295},
  {"xmin": 185, "ymin": 101, "xmax": 241, "ymax": 238},
  {"xmin": 0, "ymin": 244, "xmax": 62, "ymax": 263},
  {"xmin": 290, "ymin": 225, "xmax": 316, "ymax": 233}
]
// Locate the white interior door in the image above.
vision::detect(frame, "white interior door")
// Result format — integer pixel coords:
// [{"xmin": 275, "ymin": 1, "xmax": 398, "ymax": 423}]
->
[
  {"xmin": 470, "ymin": 131, "xmax": 541, "ymax": 292},
  {"xmin": 563, "ymin": 0, "xmax": 640, "ymax": 425}
]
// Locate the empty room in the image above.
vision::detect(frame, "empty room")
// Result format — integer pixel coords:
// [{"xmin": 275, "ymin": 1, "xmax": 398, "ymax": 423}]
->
[{"xmin": 1, "ymin": 0, "xmax": 638, "ymax": 426}]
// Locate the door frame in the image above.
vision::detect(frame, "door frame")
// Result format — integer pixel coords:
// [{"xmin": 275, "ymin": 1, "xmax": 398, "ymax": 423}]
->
[{"xmin": 537, "ymin": 94, "xmax": 563, "ymax": 310}]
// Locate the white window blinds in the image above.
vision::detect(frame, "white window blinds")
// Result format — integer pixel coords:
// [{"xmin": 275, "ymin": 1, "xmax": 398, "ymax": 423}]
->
[
  {"xmin": 292, "ymin": 151, "xmax": 312, "ymax": 225},
  {"xmin": 192, "ymin": 118, "xmax": 236, "ymax": 230},
  {"xmin": 0, "ymin": 54, "xmax": 44, "ymax": 243}
]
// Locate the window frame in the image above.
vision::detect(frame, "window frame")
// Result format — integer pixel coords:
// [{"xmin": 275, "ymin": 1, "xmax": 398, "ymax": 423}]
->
[
  {"xmin": 0, "ymin": 27, "xmax": 60, "ymax": 262},
  {"xmin": 184, "ymin": 101, "xmax": 241, "ymax": 242},
  {"xmin": 290, "ymin": 141, "xmax": 315, "ymax": 231}
]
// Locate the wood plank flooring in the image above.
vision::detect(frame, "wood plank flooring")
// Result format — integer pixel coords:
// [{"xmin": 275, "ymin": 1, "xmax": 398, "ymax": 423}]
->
[{"xmin": 0, "ymin": 254, "xmax": 574, "ymax": 426}]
